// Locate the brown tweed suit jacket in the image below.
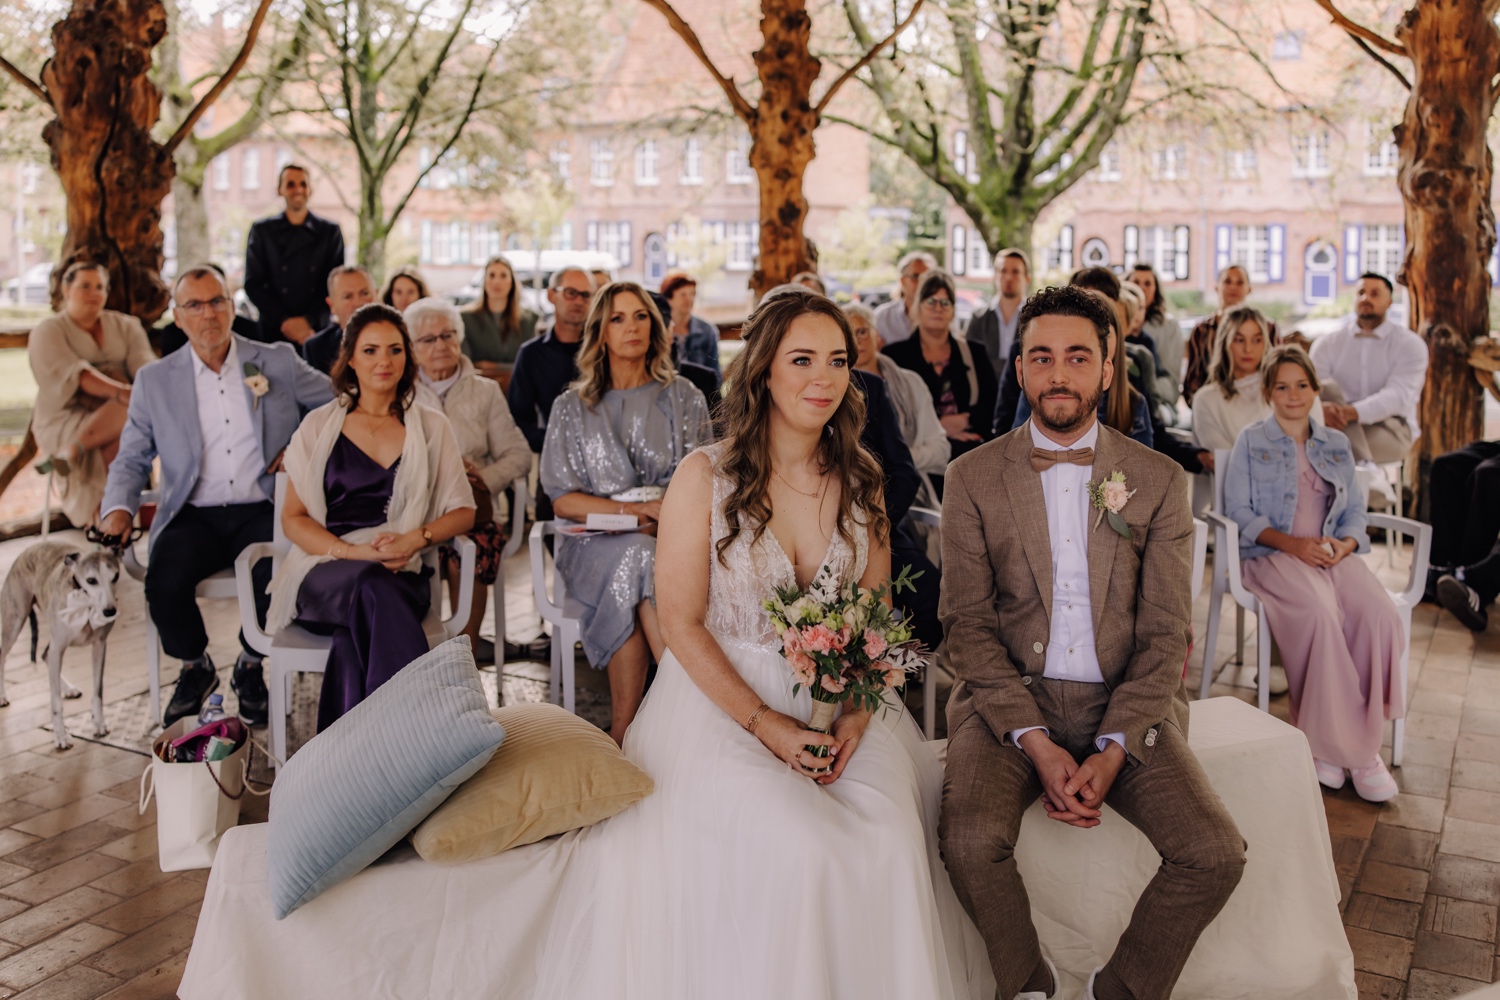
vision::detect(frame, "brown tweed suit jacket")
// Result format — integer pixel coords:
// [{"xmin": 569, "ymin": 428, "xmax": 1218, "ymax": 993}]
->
[{"xmin": 939, "ymin": 421, "xmax": 1194, "ymax": 764}]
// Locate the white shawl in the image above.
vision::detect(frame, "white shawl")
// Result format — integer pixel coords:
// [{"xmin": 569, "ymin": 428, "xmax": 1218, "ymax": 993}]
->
[{"xmin": 266, "ymin": 398, "xmax": 475, "ymax": 633}]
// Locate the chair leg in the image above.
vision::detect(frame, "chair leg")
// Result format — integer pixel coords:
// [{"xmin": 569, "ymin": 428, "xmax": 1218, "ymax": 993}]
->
[
  {"xmin": 147, "ymin": 620, "xmax": 162, "ymax": 731},
  {"xmin": 269, "ymin": 665, "xmax": 288, "ymax": 770},
  {"xmin": 1256, "ymin": 610, "xmax": 1271, "ymax": 713},
  {"xmin": 1201, "ymin": 577, "xmax": 1225, "ymax": 700},
  {"xmin": 1234, "ymin": 604, "xmax": 1246, "ymax": 666},
  {"xmin": 40, "ymin": 471, "xmax": 52, "ymax": 538},
  {"xmin": 549, "ymin": 627, "xmax": 562, "ymax": 707},
  {"xmin": 562, "ymin": 625, "xmax": 577, "ymax": 715},
  {"xmin": 1392, "ymin": 718, "xmax": 1405, "ymax": 768},
  {"xmin": 492, "ymin": 580, "xmax": 506, "ymax": 672}
]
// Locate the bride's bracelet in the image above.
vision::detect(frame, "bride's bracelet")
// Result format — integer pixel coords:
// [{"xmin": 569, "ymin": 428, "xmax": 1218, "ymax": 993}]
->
[{"xmin": 744, "ymin": 703, "xmax": 771, "ymax": 735}]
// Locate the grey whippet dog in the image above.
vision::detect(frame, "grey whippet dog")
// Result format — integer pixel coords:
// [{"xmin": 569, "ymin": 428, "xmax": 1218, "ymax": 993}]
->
[{"xmin": 0, "ymin": 542, "xmax": 120, "ymax": 750}]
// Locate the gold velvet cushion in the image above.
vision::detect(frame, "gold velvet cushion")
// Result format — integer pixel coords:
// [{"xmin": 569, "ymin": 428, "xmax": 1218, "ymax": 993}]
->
[{"xmin": 410, "ymin": 702, "xmax": 654, "ymax": 864}]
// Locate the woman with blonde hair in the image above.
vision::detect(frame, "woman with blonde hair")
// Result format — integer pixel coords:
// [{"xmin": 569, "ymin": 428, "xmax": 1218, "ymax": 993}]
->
[
  {"xmin": 1193, "ymin": 306, "xmax": 1324, "ymax": 458},
  {"xmin": 539, "ymin": 281, "xmax": 712, "ymax": 742},
  {"xmin": 29, "ymin": 261, "xmax": 156, "ymax": 526},
  {"xmin": 461, "ymin": 254, "xmax": 536, "ymax": 377}
]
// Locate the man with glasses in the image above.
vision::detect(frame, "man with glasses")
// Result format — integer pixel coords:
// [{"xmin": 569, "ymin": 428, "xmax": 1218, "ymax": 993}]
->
[
  {"xmin": 100, "ymin": 266, "xmax": 333, "ymax": 728},
  {"xmin": 508, "ymin": 266, "xmax": 594, "ymax": 522},
  {"xmin": 301, "ymin": 265, "xmax": 377, "ymax": 374},
  {"xmin": 873, "ymin": 251, "xmax": 938, "ymax": 346}
]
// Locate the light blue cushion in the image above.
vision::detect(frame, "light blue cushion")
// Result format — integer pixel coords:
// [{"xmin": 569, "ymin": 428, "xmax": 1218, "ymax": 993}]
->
[{"xmin": 267, "ymin": 636, "xmax": 503, "ymax": 918}]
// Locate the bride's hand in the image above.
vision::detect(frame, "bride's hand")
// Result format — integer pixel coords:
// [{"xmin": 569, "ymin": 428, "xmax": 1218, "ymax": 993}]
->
[
  {"xmin": 756, "ymin": 711, "xmax": 837, "ymax": 777},
  {"xmin": 817, "ymin": 710, "xmax": 870, "ymax": 785}
]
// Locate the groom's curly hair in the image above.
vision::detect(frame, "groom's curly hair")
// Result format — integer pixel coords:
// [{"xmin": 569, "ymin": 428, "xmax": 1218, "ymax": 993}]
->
[{"xmin": 1016, "ymin": 284, "xmax": 1115, "ymax": 355}]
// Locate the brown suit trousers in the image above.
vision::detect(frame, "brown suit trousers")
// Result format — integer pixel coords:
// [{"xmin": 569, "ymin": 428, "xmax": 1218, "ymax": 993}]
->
[{"xmin": 937, "ymin": 424, "xmax": 1245, "ymax": 1000}]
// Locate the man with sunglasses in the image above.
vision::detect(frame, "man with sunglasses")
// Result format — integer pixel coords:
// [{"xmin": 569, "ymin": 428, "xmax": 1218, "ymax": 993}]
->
[{"xmin": 100, "ymin": 267, "xmax": 333, "ymax": 727}]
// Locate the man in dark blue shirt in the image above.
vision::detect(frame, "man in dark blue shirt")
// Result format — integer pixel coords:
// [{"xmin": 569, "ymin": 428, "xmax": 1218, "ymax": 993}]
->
[
  {"xmin": 302, "ymin": 266, "xmax": 377, "ymax": 374},
  {"xmin": 244, "ymin": 164, "xmax": 346, "ymax": 347},
  {"xmin": 507, "ymin": 266, "xmax": 592, "ymax": 454}
]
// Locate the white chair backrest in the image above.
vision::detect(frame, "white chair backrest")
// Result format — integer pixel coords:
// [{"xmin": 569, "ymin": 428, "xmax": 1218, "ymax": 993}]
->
[
  {"xmin": 1212, "ymin": 449, "xmax": 1230, "ymax": 513},
  {"xmin": 1191, "ymin": 517, "xmax": 1208, "ymax": 601},
  {"xmin": 273, "ymin": 472, "xmax": 290, "ymax": 557}
]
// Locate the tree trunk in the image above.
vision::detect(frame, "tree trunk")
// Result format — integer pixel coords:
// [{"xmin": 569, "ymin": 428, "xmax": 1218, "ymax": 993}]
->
[
  {"xmin": 1395, "ymin": 0, "xmax": 1500, "ymax": 462},
  {"xmin": 171, "ymin": 170, "xmax": 212, "ymax": 271},
  {"xmin": 40, "ymin": 0, "xmax": 173, "ymax": 325},
  {"xmin": 746, "ymin": 0, "xmax": 819, "ymax": 296},
  {"xmin": 357, "ymin": 183, "xmax": 388, "ymax": 282}
]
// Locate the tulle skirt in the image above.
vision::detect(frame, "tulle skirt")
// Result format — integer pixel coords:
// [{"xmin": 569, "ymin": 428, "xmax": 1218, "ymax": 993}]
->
[{"xmin": 532, "ymin": 634, "xmax": 992, "ymax": 999}]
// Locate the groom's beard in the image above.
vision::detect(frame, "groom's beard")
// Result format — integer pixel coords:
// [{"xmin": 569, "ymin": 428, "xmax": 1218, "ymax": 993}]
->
[{"xmin": 1027, "ymin": 379, "xmax": 1104, "ymax": 436}]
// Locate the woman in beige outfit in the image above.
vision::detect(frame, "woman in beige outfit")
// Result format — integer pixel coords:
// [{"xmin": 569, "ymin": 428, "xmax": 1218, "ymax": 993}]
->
[{"xmin": 28, "ymin": 262, "xmax": 156, "ymax": 526}]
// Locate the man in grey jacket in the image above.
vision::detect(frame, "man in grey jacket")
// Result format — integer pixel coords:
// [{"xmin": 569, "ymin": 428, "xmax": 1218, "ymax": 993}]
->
[{"xmin": 101, "ymin": 267, "xmax": 333, "ymax": 727}]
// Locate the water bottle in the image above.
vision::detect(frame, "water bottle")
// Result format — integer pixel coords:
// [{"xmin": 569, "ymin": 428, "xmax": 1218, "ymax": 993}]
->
[{"xmin": 198, "ymin": 693, "xmax": 228, "ymax": 725}]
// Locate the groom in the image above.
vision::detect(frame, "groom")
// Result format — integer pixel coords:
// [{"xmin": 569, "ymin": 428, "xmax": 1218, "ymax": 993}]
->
[{"xmin": 938, "ymin": 285, "xmax": 1244, "ymax": 1000}]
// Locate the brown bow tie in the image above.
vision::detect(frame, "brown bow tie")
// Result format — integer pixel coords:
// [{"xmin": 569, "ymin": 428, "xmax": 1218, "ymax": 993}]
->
[{"xmin": 1030, "ymin": 447, "xmax": 1095, "ymax": 473}]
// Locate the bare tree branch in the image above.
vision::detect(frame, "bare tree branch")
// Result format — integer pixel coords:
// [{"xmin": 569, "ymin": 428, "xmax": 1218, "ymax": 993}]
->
[
  {"xmin": 0, "ymin": 53, "xmax": 49, "ymax": 107},
  {"xmin": 1350, "ymin": 32, "xmax": 1412, "ymax": 89},
  {"xmin": 164, "ymin": 0, "xmax": 277, "ymax": 154},
  {"xmin": 638, "ymin": 0, "xmax": 754, "ymax": 121},
  {"xmin": 1311, "ymin": 0, "xmax": 1408, "ymax": 57},
  {"xmin": 813, "ymin": 0, "xmax": 924, "ymax": 116}
]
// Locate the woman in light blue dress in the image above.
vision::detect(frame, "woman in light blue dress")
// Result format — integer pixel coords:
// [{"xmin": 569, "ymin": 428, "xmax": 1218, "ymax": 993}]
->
[{"xmin": 540, "ymin": 281, "xmax": 712, "ymax": 742}]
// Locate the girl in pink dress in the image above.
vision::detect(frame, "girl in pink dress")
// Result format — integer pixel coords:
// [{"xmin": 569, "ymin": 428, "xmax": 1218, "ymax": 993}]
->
[{"xmin": 1223, "ymin": 347, "xmax": 1404, "ymax": 802}]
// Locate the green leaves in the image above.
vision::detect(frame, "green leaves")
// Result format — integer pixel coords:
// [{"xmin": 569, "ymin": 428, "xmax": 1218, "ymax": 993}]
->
[{"xmin": 1106, "ymin": 510, "xmax": 1131, "ymax": 540}]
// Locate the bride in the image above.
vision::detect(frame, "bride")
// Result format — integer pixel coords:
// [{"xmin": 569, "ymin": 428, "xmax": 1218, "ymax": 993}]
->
[{"xmin": 534, "ymin": 286, "xmax": 990, "ymax": 998}]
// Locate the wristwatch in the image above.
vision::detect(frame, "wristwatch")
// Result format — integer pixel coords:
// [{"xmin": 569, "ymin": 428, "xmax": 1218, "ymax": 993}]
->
[{"xmin": 420, "ymin": 526, "xmax": 434, "ymax": 544}]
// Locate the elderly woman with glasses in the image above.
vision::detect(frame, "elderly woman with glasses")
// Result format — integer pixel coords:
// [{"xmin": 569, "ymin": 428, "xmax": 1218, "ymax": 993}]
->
[
  {"xmin": 406, "ymin": 296, "xmax": 533, "ymax": 660},
  {"xmin": 881, "ymin": 269, "xmax": 997, "ymax": 478}
]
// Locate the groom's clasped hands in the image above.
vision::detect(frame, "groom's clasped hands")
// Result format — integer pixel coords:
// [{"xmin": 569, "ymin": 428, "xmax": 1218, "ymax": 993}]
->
[{"xmin": 1017, "ymin": 729, "xmax": 1127, "ymax": 829}]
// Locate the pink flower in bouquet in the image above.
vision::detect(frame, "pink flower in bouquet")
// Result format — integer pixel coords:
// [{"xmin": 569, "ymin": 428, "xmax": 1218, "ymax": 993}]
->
[
  {"xmin": 782, "ymin": 627, "xmax": 803, "ymax": 655},
  {"xmin": 820, "ymin": 673, "xmax": 848, "ymax": 695},
  {"xmin": 787, "ymin": 649, "xmax": 817, "ymax": 687},
  {"xmin": 801, "ymin": 623, "xmax": 844, "ymax": 655},
  {"xmin": 862, "ymin": 629, "xmax": 888, "ymax": 659},
  {"xmin": 883, "ymin": 663, "xmax": 906, "ymax": 690}
]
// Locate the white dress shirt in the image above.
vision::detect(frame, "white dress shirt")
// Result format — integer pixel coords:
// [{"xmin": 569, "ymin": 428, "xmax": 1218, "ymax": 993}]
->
[
  {"xmin": 187, "ymin": 341, "xmax": 269, "ymax": 506},
  {"xmin": 1308, "ymin": 317, "xmax": 1429, "ymax": 442},
  {"xmin": 874, "ymin": 298, "xmax": 915, "ymax": 345},
  {"xmin": 1010, "ymin": 419, "xmax": 1125, "ymax": 754}
]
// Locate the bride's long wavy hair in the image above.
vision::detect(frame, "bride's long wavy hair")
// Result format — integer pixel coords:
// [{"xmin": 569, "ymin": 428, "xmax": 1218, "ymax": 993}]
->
[{"xmin": 714, "ymin": 286, "xmax": 889, "ymax": 566}]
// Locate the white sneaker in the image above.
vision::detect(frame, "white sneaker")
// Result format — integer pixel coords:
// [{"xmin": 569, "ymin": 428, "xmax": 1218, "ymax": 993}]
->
[
  {"xmin": 1015, "ymin": 954, "xmax": 1059, "ymax": 1000},
  {"xmin": 1084, "ymin": 967, "xmax": 1103, "ymax": 1000},
  {"xmin": 1351, "ymin": 758, "xmax": 1399, "ymax": 803},
  {"xmin": 1313, "ymin": 757, "xmax": 1346, "ymax": 790},
  {"xmin": 1230, "ymin": 663, "xmax": 1288, "ymax": 695}
]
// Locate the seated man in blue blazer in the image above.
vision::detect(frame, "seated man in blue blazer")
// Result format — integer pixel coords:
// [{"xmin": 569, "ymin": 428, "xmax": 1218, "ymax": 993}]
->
[{"xmin": 102, "ymin": 266, "xmax": 334, "ymax": 727}]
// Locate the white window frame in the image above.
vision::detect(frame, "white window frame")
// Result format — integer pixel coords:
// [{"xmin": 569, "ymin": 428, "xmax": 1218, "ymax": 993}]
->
[
  {"xmin": 241, "ymin": 148, "xmax": 260, "ymax": 190},
  {"xmin": 635, "ymin": 139, "xmax": 660, "ymax": 186},
  {"xmin": 1362, "ymin": 223, "xmax": 1403, "ymax": 281},
  {"xmin": 726, "ymin": 134, "xmax": 753, "ymax": 185},
  {"xmin": 1152, "ymin": 144, "xmax": 1188, "ymax": 181},
  {"xmin": 1094, "ymin": 142, "xmax": 1122, "ymax": 183},
  {"xmin": 726, "ymin": 221, "xmax": 755, "ymax": 270},
  {"xmin": 1292, "ymin": 129, "xmax": 1332, "ymax": 178},
  {"xmin": 680, "ymin": 137, "xmax": 703, "ymax": 185},
  {"xmin": 1272, "ymin": 30, "xmax": 1304, "ymax": 60},
  {"xmin": 420, "ymin": 220, "xmax": 433, "ymax": 264},
  {"xmin": 212, "ymin": 154, "xmax": 230, "ymax": 191},
  {"xmin": 1364, "ymin": 123, "xmax": 1399, "ymax": 176},
  {"xmin": 550, "ymin": 141, "xmax": 572, "ymax": 188},
  {"xmin": 1044, "ymin": 225, "xmax": 1074, "ymax": 272},
  {"xmin": 590, "ymin": 139, "xmax": 615, "ymax": 187},
  {"xmin": 1124, "ymin": 224, "xmax": 1190, "ymax": 280},
  {"xmin": 1230, "ymin": 225, "xmax": 1272, "ymax": 284},
  {"xmin": 968, "ymin": 228, "xmax": 990, "ymax": 276},
  {"xmin": 1226, "ymin": 147, "xmax": 1257, "ymax": 180},
  {"xmin": 275, "ymin": 147, "xmax": 293, "ymax": 176},
  {"xmin": 587, "ymin": 221, "xmax": 633, "ymax": 267},
  {"xmin": 951, "ymin": 226, "xmax": 967, "ymax": 276}
]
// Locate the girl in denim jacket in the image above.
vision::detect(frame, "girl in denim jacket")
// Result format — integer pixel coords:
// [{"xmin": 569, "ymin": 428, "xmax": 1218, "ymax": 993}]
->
[{"xmin": 1224, "ymin": 346, "xmax": 1404, "ymax": 803}]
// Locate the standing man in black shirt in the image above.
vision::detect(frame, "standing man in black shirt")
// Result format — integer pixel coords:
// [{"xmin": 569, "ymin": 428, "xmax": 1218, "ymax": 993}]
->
[{"xmin": 244, "ymin": 164, "xmax": 346, "ymax": 347}]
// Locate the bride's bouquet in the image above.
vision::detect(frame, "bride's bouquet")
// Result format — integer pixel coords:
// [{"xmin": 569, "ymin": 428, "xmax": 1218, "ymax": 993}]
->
[{"xmin": 763, "ymin": 565, "xmax": 928, "ymax": 763}]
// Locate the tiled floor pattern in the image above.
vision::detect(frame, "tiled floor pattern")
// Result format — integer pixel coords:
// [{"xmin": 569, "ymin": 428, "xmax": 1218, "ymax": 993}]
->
[{"xmin": 0, "ymin": 529, "xmax": 1494, "ymax": 998}]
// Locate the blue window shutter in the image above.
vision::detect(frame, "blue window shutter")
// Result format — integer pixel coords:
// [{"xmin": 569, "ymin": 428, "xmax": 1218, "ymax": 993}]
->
[
  {"xmin": 1214, "ymin": 224, "xmax": 1231, "ymax": 276},
  {"xmin": 1173, "ymin": 225, "xmax": 1191, "ymax": 280},
  {"xmin": 1268, "ymin": 224, "xmax": 1286, "ymax": 282},
  {"xmin": 1344, "ymin": 224, "xmax": 1361, "ymax": 283}
]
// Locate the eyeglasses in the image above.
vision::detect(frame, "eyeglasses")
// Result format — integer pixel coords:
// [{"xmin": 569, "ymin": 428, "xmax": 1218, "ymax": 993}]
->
[
  {"xmin": 558, "ymin": 287, "xmax": 592, "ymax": 303},
  {"xmin": 414, "ymin": 330, "xmax": 460, "ymax": 348},
  {"xmin": 921, "ymin": 296, "xmax": 954, "ymax": 310},
  {"xmin": 176, "ymin": 296, "xmax": 230, "ymax": 316}
]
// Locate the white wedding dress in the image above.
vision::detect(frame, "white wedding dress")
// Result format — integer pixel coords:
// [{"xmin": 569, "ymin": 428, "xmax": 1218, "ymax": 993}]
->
[{"xmin": 533, "ymin": 444, "xmax": 992, "ymax": 999}]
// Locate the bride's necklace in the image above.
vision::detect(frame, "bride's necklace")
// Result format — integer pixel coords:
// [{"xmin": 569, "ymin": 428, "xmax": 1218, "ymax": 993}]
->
[{"xmin": 772, "ymin": 466, "xmax": 824, "ymax": 498}]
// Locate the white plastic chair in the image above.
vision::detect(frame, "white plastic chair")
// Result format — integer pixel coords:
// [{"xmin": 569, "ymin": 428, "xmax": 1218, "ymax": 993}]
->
[
  {"xmin": 528, "ymin": 521, "xmax": 584, "ymax": 713},
  {"xmin": 488, "ymin": 477, "xmax": 529, "ymax": 672},
  {"xmin": 236, "ymin": 474, "xmax": 476, "ymax": 768},
  {"xmin": 119, "ymin": 491, "xmax": 241, "ymax": 729},
  {"xmin": 1191, "ymin": 517, "xmax": 1209, "ymax": 603},
  {"xmin": 907, "ymin": 505, "xmax": 943, "ymax": 740},
  {"xmin": 1201, "ymin": 450, "xmax": 1427, "ymax": 765}
]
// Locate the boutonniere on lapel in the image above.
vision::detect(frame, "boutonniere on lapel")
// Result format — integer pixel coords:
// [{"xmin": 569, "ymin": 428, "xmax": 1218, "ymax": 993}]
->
[
  {"xmin": 242, "ymin": 363, "xmax": 270, "ymax": 410},
  {"xmin": 1087, "ymin": 471, "xmax": 1136, "ymax": 540}
]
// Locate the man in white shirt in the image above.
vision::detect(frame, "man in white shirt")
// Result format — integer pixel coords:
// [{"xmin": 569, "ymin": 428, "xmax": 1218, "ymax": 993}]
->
[
  {"xmin": 966, "ymin": 247, "xmax": 1031, "ymax": 375},
  {"xmin": 101, "ymin": 268, "xmax": 333, "ymax": 727},
  {"xmin": 939, "ymin": 285, "xmax": 1244, "ymax": 1000},
  {"xmin": 872, "ymin": 250, "xmax": 936, "ymax": 346},
  {"xmin": 1309, "ymin": 272, "xmax": 1429, "ymax": 465}
]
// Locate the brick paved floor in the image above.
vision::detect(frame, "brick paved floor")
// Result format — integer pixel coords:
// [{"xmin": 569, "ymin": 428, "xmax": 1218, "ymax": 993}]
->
[{"xmin": 0, "ymin": 529, "xmax": 1494, "ymax": 998}]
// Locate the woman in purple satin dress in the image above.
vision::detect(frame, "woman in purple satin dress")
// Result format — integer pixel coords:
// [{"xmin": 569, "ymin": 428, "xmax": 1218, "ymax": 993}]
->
[{"xmin": 268, "ymin": 304, "xmax": 475, "ymax": 731}]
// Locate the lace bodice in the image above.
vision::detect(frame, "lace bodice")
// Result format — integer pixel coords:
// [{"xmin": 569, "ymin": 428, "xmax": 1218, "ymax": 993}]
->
[{"xmin": 700, "ymin": 443, "xmax": 869, "ymax": 652}]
